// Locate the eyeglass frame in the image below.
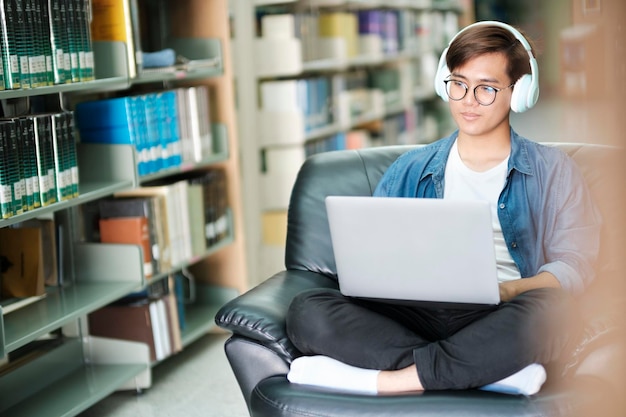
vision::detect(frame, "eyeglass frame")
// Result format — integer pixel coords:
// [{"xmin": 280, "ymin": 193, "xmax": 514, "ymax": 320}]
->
[{"xmin": 443, "ymin": 78, "xmax": 515, "ymax": 106}]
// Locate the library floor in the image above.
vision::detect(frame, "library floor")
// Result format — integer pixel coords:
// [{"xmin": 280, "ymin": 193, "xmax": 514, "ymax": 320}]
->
[
  {"xmin": 76, "ymin": 93, "xmax": 618, "ymax": 417},
  {"xmin": 78, "ymin": 332, "xmax": 249, "ymax": 417}
]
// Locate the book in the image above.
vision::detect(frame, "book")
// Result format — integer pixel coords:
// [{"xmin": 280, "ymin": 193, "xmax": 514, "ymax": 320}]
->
[
  {"xmin": 33, "ymin": 114, "xmax": 57, "ymax": 206},
  {"xmin": 172, "ymin": 272, "xmax": 186, "ymax": 330},
  {"xmin": 0, "ymin": 121, "xmax": 14, "ymax": 218},
  {"xmin": 189, "ymin": 169, "xmax": 229, "ymax": 246},
  {"xmin": 186, "ymin": 183, "xmax": 206, "ymax": 257},
  {"xmin": 2, "ymin": 0, "xmax": 22, "ymax": 89},
  {"xmin": 165, "ymin": 275, "xmax": 182, "ymax": 352},
  {"xmin": 0, "ymin": 227, "xmax": 45, "ymax": 299},
  {"xmin": 99, "ymin": 216, "xmax": 154, "ymax": 278},
  {"xmin": 90, "ymin": 0, "xmax": 142, "ymax": 78},
  {"xmin": 47, "ymin": 0, "xmax": 66, "ymax": 84},
  {"xmin": 3, "ymin": 118, "xmax": 24, "ymax": 215},
  {"xmin": 89, "ymin": 298, "xmax": 163, "ymax": 362},
  {"xmin": 98, "ymin": 196, "xmax": 161, "ymax": 274},
  {"xmin": 0, "ymin": 1, "xmax": 8, "ymax": 89},
  {"xmin": 115, "ymin": 183, "xmax": 189, "ymax": 268},
  {"xmin": 17, "ymin": 117, "xmax": 38, "ymax": 211}
]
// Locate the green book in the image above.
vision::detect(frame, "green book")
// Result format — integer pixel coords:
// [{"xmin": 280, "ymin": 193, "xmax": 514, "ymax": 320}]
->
[
  {"xmin": 15, "ymin": 0, "xmax": 32, "ymax": 89},
  {"xmin": 3, "ymin": 0, "xmax": 22, "ymax": 88},
  {"xmin": 4, "ymin": 119, "xmax": 23, "ymax": 215},
  {"xmin": 64, "ymin": 0, "xmax": 79, "ymax": 83},
  {"xmin": 51, "ymin": 112, "xmax": 70, "ymax": 201},
  {"xmin": 57, "ymin": 111, "xmax": 73, "ymax": 199},
  {"xmin": 33, "ymin": 116, "xmax": 48, "ymax": 206},
  {"xmin": 81, "ymin": 0, "xmax": 93, "ymax": 81},
  {"xmin": 0, "ymin": 121, "xmax": 14, "ymax": 217},
  {"xmin": 34, "ymin": 114, "xmax": 55, "ymax": 206},
  {"xmin": 59, "ymin": 0, "xmax": 71, "ymax": 83},
  {"xmin": 47, "ymin": 0, "xmax": 66, "ymax": 84},
  {"xmin": 34, "ymin": 0, "xmax": 52, "ymax": 86},
  {"xmin": 0, "ymin": 2, "xmax": 8, "ymax": 90},
  {"xmin": 18, "ymin": 117, "xmax": 36, "ymax": 211},
  {"xmin": 24, "ymin": 0, "xmax": 44, "ymax": 87},
  {"xmin": 64, "ymin": 111, "xmax": 79, "ymax": 197}
]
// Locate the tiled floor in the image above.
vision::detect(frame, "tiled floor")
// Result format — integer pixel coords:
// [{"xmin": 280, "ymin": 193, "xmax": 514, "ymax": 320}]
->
[{"xmin": 78, "ymin": 333, "xmax": 249, "ymax": 417}]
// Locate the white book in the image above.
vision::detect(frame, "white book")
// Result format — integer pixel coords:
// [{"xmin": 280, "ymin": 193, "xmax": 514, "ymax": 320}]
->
[
  {"xmin": 175, "ymin": 180, "xmax": 193, "ymax": 261},
  {"xmin": 262, "ymin": 14, "xmax": 295, "ymax": 39},
  {"xmin": 156, "ymin": 298, "xmax": 172, "ymax": 358},
  {"xmin": 261, "ymin": 80, "xmax": 301, "ymax": 112},
  {"xmin": 149, "ymin": 300, "xmax": 165, "ymax": 361},
  {"xmin": 186, "ymin": 87, "xmax": 203, "ymax": 162}
]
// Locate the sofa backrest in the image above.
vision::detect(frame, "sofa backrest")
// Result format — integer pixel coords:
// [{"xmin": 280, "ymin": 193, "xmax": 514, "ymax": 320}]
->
[{"xmin": 285, "ymin": 143, "xmax": 625, "ymax": 288}]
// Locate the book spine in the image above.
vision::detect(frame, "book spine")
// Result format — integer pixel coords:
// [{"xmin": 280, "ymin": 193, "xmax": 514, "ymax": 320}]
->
[
  {"xmin": 90, "ymin": 0, "xmax": 139, "ymax": 78},
  {"xmin": 6, "ymin": 119, "xmax": 23, "ymax": 215},
  {"xmin": 33, "ymin": 0, "xmax": 48, "ymax": 86},
  {"xmin": 39, "ymin": 0, "xmax": 54, "ymax": 85},
  {"xmin": 59, "ymin": 0, "xmax": 71, "ymax": 82},
  {"xmin": 0, "ymin": 1, "xmax": 9, "ymax": 90},
  {"xmin": 18, "ymin": 117, "xmax": 37, "ymax": 211},
  {"xmin": 47, "ymin": 0, "xmax": 65, "ymax": 84},
  {"xmin": 5, "ymin": 0, "xmax": 23, "ymax": 88},
  {"xmin": 80, "ymin": 0, "xmax": 93, "ymax": 80},
  {"xmin": 65, "ymin": 111, "xmax": 79, "ymax": 197},
  {"xmin": 0, "ymin": 122, "xmax": 14, "ymax": 217}
]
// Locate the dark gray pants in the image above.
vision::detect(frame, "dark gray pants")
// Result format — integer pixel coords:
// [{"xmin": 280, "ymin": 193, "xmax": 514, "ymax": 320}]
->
[{"xmin": 286, "ymin": 287, "xmax": 576, "ymax": 390}]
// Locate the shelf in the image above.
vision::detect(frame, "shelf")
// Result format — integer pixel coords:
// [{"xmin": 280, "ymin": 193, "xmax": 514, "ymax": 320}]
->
[
  {"xmin": 0, "ymin": 339, "xmax": 147, "ymax": 417},
  {"xmin": 180, "ymin": 284, "xmax": 239, "ymax": 347},
  {"xmin": 0, "ymin": 179, "xmax": 133, "ymax": 229},
  {"xmin": 134, "ymin": 38, "xmax": 224, "ymax": 86},
  {"xmin": 0, "ymin": 77, "xmax": 131, "ymax": 100},
  {"xmin": 2, "ymin": 280, "xmax": 141, "ymax": 356}
]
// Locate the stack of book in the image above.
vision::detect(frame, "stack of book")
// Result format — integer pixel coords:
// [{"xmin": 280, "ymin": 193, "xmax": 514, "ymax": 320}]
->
[
  {"xmin": 88, "ymin": 168, "xmax": 229, "ymax": 278},
  {"xmin": 0, "ymin": 111, "xmax": 79, "ymax": 219},
  {"xmin": 75, "ymin": 86, "xmax": 213, "ymax": 177},
  {"xmin": 88, "ymin": 276, "xmax": 183, "ymax": 362},
  {"xmin": 0, "ymin": 0, "xmax": 95, "ymax": 90}
]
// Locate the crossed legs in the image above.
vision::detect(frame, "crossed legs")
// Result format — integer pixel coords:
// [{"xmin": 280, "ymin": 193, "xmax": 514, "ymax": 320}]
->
[{"xmin": 286, "ymin": 287, "xmax": 575, "ymax": 393}]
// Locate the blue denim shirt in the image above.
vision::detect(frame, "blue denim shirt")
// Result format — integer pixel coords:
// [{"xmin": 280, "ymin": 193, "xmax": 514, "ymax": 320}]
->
[{"xmin": 373, "ymin": 129, "xmax": 602, "ymax": 295}]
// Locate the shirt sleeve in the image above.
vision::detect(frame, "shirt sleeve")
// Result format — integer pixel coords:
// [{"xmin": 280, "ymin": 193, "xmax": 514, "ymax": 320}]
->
[{"xmin": 537, "ymin": 154, "xmax": 602, "ymax": 294}]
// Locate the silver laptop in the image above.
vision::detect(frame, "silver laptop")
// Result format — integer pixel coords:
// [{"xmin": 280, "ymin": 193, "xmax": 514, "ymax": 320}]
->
[{"xmin": 325, "ymin": 196, "xmax": 501, "ymax": 306}]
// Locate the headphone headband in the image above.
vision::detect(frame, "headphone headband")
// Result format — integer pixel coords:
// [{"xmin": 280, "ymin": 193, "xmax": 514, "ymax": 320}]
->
[{"xmin": 434, "ymin": 21, "xmax": 539, "ymax": 113}]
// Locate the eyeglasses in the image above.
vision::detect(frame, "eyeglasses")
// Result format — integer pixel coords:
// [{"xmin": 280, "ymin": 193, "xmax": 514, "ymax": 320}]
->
[{"xmin": 443, "ymin": 79, "xmax": 514, "ymax": 106}]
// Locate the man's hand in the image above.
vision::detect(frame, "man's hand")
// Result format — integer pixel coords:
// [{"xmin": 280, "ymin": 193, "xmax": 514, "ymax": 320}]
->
[{"xmin": 498, "ymin": 272, "xmax": 561, "ymax": 302}]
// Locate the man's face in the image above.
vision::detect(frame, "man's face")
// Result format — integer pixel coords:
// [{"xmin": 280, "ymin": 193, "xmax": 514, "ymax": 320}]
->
[{"xmin": 447, "ymin": 52, "xmax": 513, "ymax": 140}]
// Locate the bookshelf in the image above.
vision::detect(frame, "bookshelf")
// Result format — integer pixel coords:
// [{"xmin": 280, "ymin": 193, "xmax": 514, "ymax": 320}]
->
[
  {"xmin": 0, "ymin": 1, "xmax": 245, "ymax": 416},
  {"xmin": 232, "ymin": 0, "xmax": 468, "ymax": 283}
]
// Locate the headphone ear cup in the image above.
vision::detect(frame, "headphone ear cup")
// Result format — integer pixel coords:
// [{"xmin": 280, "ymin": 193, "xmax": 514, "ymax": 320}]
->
[
  {"xmin": 510, "ymin": 74, "xmax": 532, "ymax": 113},
  {"xmin": 434, "ymin": 47, "xmax": 450, "ymax": 101}
]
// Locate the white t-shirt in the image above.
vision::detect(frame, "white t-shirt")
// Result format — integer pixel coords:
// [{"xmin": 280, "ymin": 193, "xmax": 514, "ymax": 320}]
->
[{"xmin": 444, "ymin": 140, "xmax": 521, "ymax": 282}]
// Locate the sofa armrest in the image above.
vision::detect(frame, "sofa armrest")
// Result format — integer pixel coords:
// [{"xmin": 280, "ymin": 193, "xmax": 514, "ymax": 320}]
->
[{"xmin": 215, "ymin": 269, "xmax": 339, "ymax": 362}]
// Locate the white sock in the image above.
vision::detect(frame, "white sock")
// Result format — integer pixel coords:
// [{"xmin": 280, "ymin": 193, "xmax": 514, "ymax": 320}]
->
[
  {"xmin": 288, "ymin": 355, "xmax": 380, "ymax": 395},
  {"xmin": 480, "ymin": 363, "xmax": 547, "ymax": 396}
]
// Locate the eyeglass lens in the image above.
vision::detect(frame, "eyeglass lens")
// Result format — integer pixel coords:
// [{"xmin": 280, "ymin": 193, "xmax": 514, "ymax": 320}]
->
[{"xmin": 445, "ymin": 81, "xmax": 497, "ymax": 106}]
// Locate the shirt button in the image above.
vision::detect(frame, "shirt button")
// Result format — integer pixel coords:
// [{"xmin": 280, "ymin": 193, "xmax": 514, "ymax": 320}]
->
[
  {"xmin": 511, "ymin": 242, "xmax": 518, "ymax": 248},
  {"xmin": 499, "ymin": 203, "xmax": 506, "ymax": 209}
]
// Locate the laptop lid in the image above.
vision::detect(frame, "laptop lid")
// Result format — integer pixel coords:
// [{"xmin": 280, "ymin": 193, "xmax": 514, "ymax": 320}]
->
[{"xmin": 325, "ymin": 196, "xmax": 501, "ymax": 306}]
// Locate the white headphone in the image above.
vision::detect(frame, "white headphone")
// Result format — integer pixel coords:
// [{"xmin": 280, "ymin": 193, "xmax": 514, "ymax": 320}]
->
[{"xmin": 434, "ymin": 21, "xmax": 539, "ymax": 113}]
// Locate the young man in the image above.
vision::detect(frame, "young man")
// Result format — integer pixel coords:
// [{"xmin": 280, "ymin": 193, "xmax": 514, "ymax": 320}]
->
[{"xmin": 285, "ymin": 21, "xmax": 602, "ymax": 395}]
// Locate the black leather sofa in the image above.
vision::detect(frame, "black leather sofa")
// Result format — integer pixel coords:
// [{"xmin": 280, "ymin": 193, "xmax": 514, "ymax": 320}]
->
[{"xmin": 215, "ymin": 143, "xmax": 625, "ymax": 417}]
